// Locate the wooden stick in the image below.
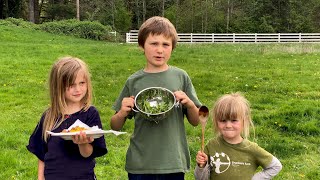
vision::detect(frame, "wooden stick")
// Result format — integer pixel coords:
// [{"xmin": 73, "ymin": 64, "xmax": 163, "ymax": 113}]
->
[{"xmin": 201, "ymin": 124, "xmax": 205, "ymax": 152}]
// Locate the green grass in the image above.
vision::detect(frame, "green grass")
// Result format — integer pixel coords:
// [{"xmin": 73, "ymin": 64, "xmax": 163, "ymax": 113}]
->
[{"xmin": 1, "ymin": 25, "xmax": 320, "ymax": 179}]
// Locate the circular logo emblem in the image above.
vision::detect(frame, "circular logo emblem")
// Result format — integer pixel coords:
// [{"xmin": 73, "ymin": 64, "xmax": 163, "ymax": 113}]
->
[{"xmin": 209, "ymin": 152, "xmax": 231, "ymax": 174}]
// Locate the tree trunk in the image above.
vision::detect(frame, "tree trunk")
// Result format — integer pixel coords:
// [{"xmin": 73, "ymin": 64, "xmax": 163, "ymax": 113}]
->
[
  {"xmin": 135, "ymin": 0, "xmax": 140, "ymax": 28},
  {"xmin": 0, "ymin": 0, "xmax": 3, "ymax": 19},
  {"xmin": 200, "ymin": 0, "xmax": 203, "ymax": 32},
  {"xmin": 162, "ymin": 0, "xmax": 165, "ymax": 17},
  {"xmin": 226, "ymin": 0, "xmax": 230, "ymax": 33},
  {"xmin": 175, "ymin": 0, "xmax": 179, "ymax": 31},
  {"xmin": 4, "ymin": 0, "xmax": 8, "ymax": 18},
  {"xmin": 34, "ymin": 0, "xmax": 40, "ymax": 23},
  {"xmin": 142, "ymin": 0, "xmax": 146, "ymax": 22},
  {"xmin": 111, "ymin": 0, "xmax": 115, "ymax": 29},
  {"xmin": 204, "ymin": 0, "xmax": 208, "ymax": 33},
  {"xmin": 39, "ymin": 0, "xmax": 44, "ymax": 22},
  {"xmin": 29, "ymin": 0, "xmax": 35, "ymax": 23},
  {"xmin": 191, "ymin": 0, "xmax": 193, "ymax": 32},
  {"xmin": 76, "ymin": 0, "xmax": 79, "ymax": 20}
]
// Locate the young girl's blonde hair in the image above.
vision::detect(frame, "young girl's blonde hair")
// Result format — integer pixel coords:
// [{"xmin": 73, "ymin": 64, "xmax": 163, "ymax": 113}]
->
[
  {"xmin": 212, "ymin": 92, "xmax": 255, "ymax": 139},
  {"xmin": 42, "ymin": 57, "xmax": 92, "ymax": 141}
]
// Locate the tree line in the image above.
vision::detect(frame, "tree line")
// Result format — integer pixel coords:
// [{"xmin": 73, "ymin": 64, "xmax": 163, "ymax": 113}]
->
[{"xmin": 2, "ymin": 0, "xmax": 320, "ymax": 34}]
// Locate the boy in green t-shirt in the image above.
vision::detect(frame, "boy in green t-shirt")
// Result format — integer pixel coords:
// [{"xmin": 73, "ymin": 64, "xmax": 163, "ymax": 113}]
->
[
  {"xmin": 195, "ymin": 93, "xmax": 282, "ymax": 180},
  {"xmin": 111, "ymin": 16, "xmax": 202, "ymax": 179}
]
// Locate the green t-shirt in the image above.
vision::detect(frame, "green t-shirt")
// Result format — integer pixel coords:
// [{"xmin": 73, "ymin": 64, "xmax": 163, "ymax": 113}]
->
[
  {"xmin": 204, "ymin": 136, "xmax": 273, "ymax": 180},
  {"xmin": 112, "ymin": 66, "xmax": 201, "ymax": 174}
]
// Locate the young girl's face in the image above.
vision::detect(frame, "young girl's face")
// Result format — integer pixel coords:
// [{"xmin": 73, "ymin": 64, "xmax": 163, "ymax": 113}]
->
[
  {"xmin": 65, "ymin": 70, "xmax": 87, "ymax": 106},
  {"xmin": 217, "ymin": 118, "xmax": 243, "ymax": 144},
  {"xmin": 143, "ymin": 33, "xmax": 173, "ymax": 72}
]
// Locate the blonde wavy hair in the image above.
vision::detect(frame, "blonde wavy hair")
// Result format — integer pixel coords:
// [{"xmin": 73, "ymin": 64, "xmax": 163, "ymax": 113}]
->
[
  {"xmin": 42, "ymin": 57, "xmax": 92, "ymax": 141},
  {"xmin": 212, "ymin": 92, "xmax": 255, "ymax": 140}
]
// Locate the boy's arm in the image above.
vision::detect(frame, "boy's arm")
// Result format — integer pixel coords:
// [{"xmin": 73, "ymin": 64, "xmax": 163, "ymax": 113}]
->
[
  {"xmin": 110, "ymin": 96, "xmax": 135, "ymax": 131},
  {"xmin": 174, "ymin": 91, "xmax": 200, "ymax": 126},
  {"xmin": 186, "ymin": 103, "xmax": 200, "ymax": 126},
  {"xmin": 38, "ymin": 160, "xmax": 45, "ymax": 180},
  {"xmin": 110, "ymin": 110, "xmax": 128, "ymax": 130},
  {"xmin": 252, "ymin": 156, "xmax": 282, "ymax": 180}
]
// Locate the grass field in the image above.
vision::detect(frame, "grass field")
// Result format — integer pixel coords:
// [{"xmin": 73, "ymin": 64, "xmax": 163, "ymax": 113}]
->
[{"xmin": 0, "ymin": 25, "xmax": 319, "ymax": 179}]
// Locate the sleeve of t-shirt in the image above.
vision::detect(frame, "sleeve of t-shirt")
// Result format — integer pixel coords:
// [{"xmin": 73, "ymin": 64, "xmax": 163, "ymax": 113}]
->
[
  {"xmin": 86, "ymin": 106, "xmax": 108, "ymax": 158},
  {"xmin": 26, "ymin": 114, "xmax": 47, "ymax": 161},
  {"xmin": 252, "ymin": 142, "xmax": 274, "ymax": 168},
  {"xmin": 194, "ymin": 163, "xmax": 210, "ymax": 180},
  {"xmin": 252, "ymin": 156, "xmax": 282, "ymax": 180}
]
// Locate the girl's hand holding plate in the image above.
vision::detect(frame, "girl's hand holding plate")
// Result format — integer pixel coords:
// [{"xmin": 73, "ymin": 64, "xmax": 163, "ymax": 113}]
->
[{"xmin": 71, "ymin": 131, "xmax": 94, "ymax": 145}]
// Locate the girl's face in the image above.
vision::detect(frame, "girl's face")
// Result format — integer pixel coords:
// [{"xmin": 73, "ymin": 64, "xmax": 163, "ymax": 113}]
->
[
  {"xmin": 217, "ymin": 118, "xmax": 243, "ymax": 144},
  {"xmin": 65, "ymin": 70, "xmax": 87, "ymax": 107},
  {"xmin": 143, "ymin": 33, "xmax": 173, "ymax": 72}
]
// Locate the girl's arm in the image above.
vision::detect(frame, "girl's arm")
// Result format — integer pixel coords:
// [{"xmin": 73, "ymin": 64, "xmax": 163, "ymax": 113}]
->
[
  {"xmin": 72, "ymin": 131, "xmax": 94, "ymax": 158},
  {"xmin": 194, "ymin": 163, "xmax": 210, "ymax": 180},
  {"xmin": 252, "ymin": 156, "xmax": 282, "ymax": 180},
  {"xmin": 78, "ymin": 143, "xmax": 93, "ymax": 158},
  {"xmin": 194, "ymin": 151, "xmax": 210, "ymax": 180},
  {"xmin": 38, "ymin": 160, "xmax": 45, "ymax": 180}
]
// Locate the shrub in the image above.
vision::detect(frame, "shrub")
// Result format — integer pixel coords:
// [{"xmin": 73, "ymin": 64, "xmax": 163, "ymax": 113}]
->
[
  {"xmin": 0, "ymin": 18, "xmax": 122, "ymax": 42},
  {"xmin": 39, "ymin": 19, "xmax": 113, "ymax": 41},
  {"xmin": 0, "ymin": 18, "xmax": 38, "ymax": 29}
]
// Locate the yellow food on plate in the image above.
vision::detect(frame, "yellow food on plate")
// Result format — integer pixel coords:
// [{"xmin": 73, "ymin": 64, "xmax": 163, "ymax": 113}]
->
[{"xmin": 61, "ymin": 126, "xmax": 87, "ymax": 133}]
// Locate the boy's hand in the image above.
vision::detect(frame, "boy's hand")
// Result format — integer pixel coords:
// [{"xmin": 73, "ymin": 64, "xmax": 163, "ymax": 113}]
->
[
  {"xmin": 196, "ymin": 151, "xmax": 208, "ymax": 168},
  {"xmin": 119, "ymin": 96, "xmax": 135, "ymax": 117},
  {"xmin": 174, "ymin": 90, "xmax": 195, "ymax": 109},
  {"xmin": 111, "ymin": 96, "xmax": 134, "ymax": 131}
]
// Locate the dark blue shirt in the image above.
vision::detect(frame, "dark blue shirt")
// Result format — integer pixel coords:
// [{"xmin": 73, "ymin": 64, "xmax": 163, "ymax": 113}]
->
[{"xmin": 27, "ymin": 106, "xmax": 108, "ymax": 180}]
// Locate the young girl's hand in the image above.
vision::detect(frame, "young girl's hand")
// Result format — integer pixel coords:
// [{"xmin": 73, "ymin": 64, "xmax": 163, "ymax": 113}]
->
[
  {"xmin": 174, "ymin": 91, "xmax": 195, "ymax": 109},
  {"xmin": 196, "ymin": 151, "xmax": 208, "ymax": 168},
  {"xmin": 72, "ymin": 131, "xmax": 94, "ymax": 145}
]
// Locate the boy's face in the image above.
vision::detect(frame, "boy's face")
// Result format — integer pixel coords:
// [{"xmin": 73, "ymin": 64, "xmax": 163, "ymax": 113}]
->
[{"xmin": 143, "ymin": 33, "xmax": 173, "ymax": 72}]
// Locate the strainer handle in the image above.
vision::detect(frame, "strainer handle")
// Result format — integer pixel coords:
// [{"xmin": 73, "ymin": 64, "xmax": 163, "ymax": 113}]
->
[
  {"xmin": 174, "ymin": 100, "xmax": 180, "ymax": 108},
  {"xmin": 132, "ymin": 106, "xmax": 139, "ymax": 112}
]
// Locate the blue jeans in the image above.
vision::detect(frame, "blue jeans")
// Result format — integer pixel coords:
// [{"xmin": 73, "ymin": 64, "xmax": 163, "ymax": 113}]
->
[{"xmin": 128, "ymin": 173, "xmax": 185, "ymax": 180}]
